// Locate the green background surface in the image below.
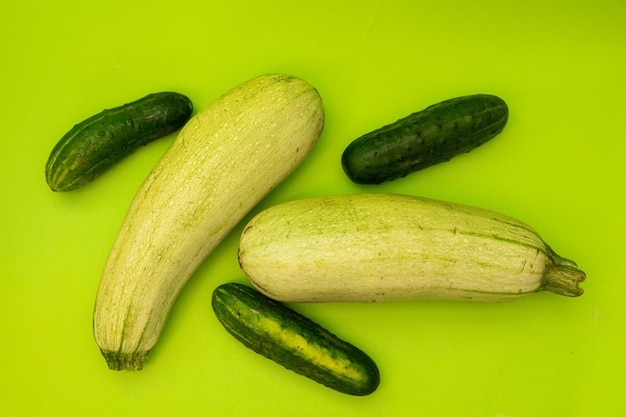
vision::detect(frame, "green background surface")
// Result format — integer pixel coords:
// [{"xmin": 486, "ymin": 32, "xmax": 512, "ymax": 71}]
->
[{"xmin": 2, "ymin": 0, "xmax": 624, "ymax": 416}]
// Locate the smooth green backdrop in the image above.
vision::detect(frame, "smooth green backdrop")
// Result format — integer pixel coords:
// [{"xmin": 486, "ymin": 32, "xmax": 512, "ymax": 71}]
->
[{"xmin": 2, "ymin": 0, "xmax": 624, "ymax": 416}]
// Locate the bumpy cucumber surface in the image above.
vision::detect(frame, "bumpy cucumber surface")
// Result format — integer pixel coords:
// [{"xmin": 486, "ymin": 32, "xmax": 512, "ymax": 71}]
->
[
  {"xmin": 238, "ymin": 193, "xmax": 585, "ymax": 303},
  {"xmin": 212, "ymin": 283, "xmax": 380, "ymax": 396},
  {"xmin": 341, "ymin": 94, "xmax": 508, "ymax": 184},
  {"xmin": 45, "ymin": 92, "xmax": 193, "ymax": 191}
]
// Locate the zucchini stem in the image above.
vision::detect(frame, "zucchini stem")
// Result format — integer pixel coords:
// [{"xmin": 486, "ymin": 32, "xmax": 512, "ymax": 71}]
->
[{"xmin": 541, "ymin": 247, "xmax": 586, "ymax": 297}]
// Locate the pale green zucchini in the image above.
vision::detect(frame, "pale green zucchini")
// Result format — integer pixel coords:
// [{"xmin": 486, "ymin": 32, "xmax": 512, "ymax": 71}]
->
[
  {"xmin": 238, "ymin": 193, "xmax": 585, "ymax": 302},
  {"xmin": 93, "ymin": 74, "xmax": 325, "ymax": 371}
]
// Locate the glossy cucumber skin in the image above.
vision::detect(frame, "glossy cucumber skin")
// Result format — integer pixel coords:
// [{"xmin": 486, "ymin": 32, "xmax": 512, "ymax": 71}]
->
[
  {"xmin": 212, "ymin": 283, "xmax": 380, "ymax": 396},
  {"xmin": 341, "ymin": 94, "xmax": 508, "ymax": 184},
  {"xmin": 45, "ymin": 92, "xmax": 193, "ymax": 191}
]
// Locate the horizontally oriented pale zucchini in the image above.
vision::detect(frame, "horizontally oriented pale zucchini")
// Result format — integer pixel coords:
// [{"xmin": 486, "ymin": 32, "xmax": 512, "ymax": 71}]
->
[
  {"xmin": 341, "ymin": 94, "xmax": 508, "ymax": 184},
  {"xmin": 238, "ymin": 193, "xmax": 585, "ymax": 302},
  {"xmin": 93, "ymin": 74, "xmax": 324, "ymax": 371},
  {"xmin": 45, "ymin": 92, "xmax": 193, "ymax": 191},
  {"xmin": 212, "ymin": 283, "xmax": 380, "ymax": 396}
]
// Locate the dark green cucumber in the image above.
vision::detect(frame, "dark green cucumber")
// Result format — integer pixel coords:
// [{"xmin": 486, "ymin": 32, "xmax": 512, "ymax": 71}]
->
[
  {"xmin": 45, "ymin": 92, "xmax": 193, "ymax": 191},
  {"xmin": 211, "ymin": 283, "xmax": 380, "ymax": 396},
  {"xmin": 341, "ymin": 94, "xmax": 509, "ymax": 184}
]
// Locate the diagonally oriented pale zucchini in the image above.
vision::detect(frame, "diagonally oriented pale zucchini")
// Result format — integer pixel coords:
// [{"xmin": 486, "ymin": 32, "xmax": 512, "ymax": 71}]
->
[
  {"xmin": 238, "ymin": 193, "xmax": 585, "ymax": 303},
  {"xmin": 93, "ymin": 74, "xmax": 325, "ymax": 371}
]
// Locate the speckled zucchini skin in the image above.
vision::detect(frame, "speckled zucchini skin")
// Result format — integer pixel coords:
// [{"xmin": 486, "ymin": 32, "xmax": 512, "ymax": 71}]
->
[
  {"xmin": 45, "ymin": 92, "xmax": 193, "ymax": 191},
  {"xmin": 212, "ymin": 283, "xmax": 380, "ymax": 396},
  {"xmin": 93, "ymin": 74, "xmax": 324, "ymax": 372},
  {"xmin": 238, "ymin": 193, "xmax": 585, "ymax": 303},
  {"xmin": 341, "ymin": 94, "xmax": 508, "ymax": 184}
]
